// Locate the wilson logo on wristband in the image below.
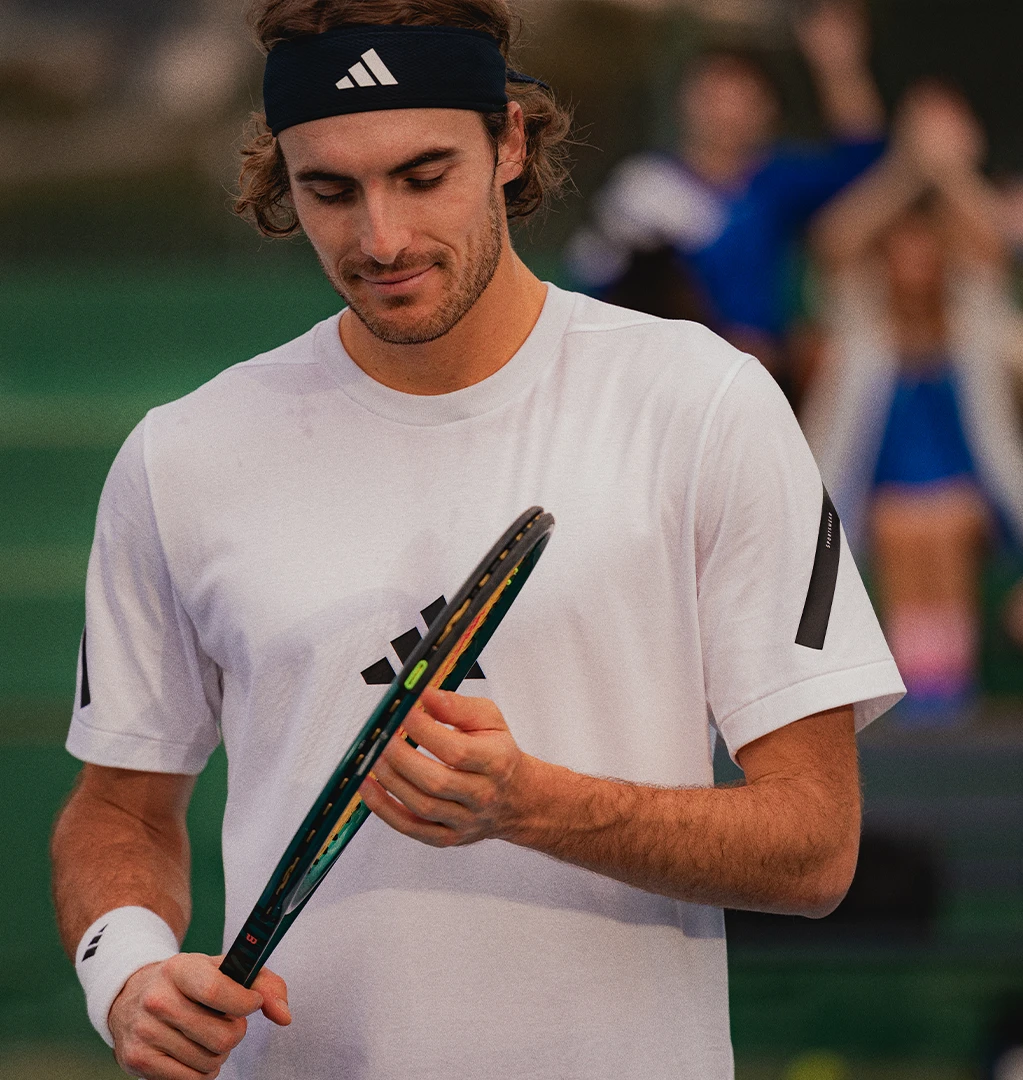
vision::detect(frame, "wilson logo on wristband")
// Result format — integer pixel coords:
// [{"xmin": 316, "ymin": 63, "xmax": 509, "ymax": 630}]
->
[{"xmin": 81, "ymin": 924, "xmax": 107, "ymax": 961}]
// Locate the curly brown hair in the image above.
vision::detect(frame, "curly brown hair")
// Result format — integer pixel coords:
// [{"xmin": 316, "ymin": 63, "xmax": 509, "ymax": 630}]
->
[{"xmin": 235, "ymin": 0, "xmax": 574, "ymax": 237}]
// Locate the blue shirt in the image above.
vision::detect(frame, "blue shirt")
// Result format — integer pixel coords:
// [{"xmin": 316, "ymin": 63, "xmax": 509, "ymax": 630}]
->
[{"xmin": 574, "ymin": 139, "xmax": 885, "ymax": 339}]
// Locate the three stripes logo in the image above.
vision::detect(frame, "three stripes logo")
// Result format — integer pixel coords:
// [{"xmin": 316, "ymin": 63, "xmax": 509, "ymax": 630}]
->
[
  {"xmin": 336, "ymin": 49, "xmax": 398, "ymax": 91},
  {"xmin": 361, "ymin": 597, "xmax": 485, "ymax": 686},
  {"xmin": 81, "ymin": 924, "xmax": 107, "ymax": 961}
]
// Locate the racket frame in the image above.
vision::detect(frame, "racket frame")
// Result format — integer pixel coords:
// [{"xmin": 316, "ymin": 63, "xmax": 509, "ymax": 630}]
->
[{"xmin": 219, "ymin": 506, "xmax": 554, "ymax": 986}]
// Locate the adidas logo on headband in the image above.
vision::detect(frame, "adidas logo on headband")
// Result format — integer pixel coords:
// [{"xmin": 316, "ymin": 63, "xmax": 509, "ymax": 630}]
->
[
  {"xmin": 336, "ymin": 48, "xmax": 399, "ymax": 90},
  {"xmin": 264, "ymin": 26, "xmax": 514, "ymax": 135}
]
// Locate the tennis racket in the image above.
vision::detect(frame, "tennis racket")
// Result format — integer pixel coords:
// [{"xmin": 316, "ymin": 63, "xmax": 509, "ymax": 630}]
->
[{"xmin": 219, "ymin": 506, "xmax": 555, "ymax": 987}]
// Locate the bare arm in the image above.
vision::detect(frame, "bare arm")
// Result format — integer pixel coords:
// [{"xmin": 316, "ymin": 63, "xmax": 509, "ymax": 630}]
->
[
  {"xmin": 361, "ymin": 689, "xmax": 861, "ymax": 919},
  {"xmin": 796, "ymin": 1, "xmax": 885, "ymax": 140},
  {"xmin": 51, "ymin": 765, "xmax": 289, "ymax": 1080},
  {"xmin": 52, "ymin": 765, "xmax": 195, "ymax": 958},
  {"xmin": 809, "ymin": 145, "xmax": 923, "ymax": 270},
  {"xmin": 811, "ymin": 83, "xmax": 1006, "ymax": 273},
  {"xmin": 933, "ymin": 170, "xmax": 1006, "ymax": 269}
]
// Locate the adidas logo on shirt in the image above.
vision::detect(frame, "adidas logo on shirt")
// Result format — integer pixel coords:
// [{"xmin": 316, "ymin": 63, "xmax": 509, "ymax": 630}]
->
[
  {"xmin": 336, "ymin": 49, "xmax": 398, "ymax": 91},
  {"xmin": 361, "ymin": 596, "xmax": 486, "ymax": 686}
]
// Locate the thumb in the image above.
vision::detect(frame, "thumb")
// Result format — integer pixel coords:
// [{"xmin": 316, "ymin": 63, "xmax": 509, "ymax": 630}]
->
[{"xmin": 251, "ymin": 967, "xmax": 292, "ymax": 1026}]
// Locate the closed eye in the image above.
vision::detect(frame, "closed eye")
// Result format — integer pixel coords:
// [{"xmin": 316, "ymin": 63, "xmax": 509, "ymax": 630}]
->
[
  {"xmin": 311, "ymin": 189, "xmax": 353, "ymax": 205},
  {"xmin": 407, "ymin": 174, "xmax": 445, "ymax": 191}
]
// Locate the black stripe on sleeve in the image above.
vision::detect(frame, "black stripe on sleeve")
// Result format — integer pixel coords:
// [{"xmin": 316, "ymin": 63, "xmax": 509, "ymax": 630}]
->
[
  {"xmin": 795, "ymin": 487, "xmax": 841, "ymax": 651},
  {"xmin": 79, "ymin": 627, "xmax": 91, "ymax": 708}
]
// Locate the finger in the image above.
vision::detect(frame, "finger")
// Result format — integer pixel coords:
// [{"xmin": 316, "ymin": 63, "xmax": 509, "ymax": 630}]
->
[
  {"xmin": 381, "ymin": 735, "xmax": 483, "ymax": 799},
  {"xmin": 371, "ymin": 755, "xmax": 473, "ymax": 826},
  {"xmin": 150, "ymin": 994, "xmax": 247, "ymax": 1057},
  {"xmin": 147, "ymin": 1019, "xmax": 230, "ymax": 1074},
  {"xmin": 359, "ymin": 775, "xmax": 459, "ymax": 847},
  {"xmin": 251, "ymin": 967, "xmax": 292, "ymax": 1026},
  {"xmin": 400, "ymin": 709, "xmax": 483, "ymax": 770},
  {"xmin": 115, "ymin": 1042, "xmax": 212, "ymax": 1080},
  {"xmin": 404, "ymin": 698, "xmax": 505, "ymax": 772},
  {"xmin": 167, "ymin": 953, "xmax": 264, "ymax": 1017},
  {"xmin": 418, "ymin": 688, "xmax": 506, "ymax": 734}
]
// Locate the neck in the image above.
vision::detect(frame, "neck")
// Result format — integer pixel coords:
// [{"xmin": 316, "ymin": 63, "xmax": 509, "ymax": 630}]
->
[{"xmin": 339, "ymin": 244, "xmax": 547, "ymax": 396}]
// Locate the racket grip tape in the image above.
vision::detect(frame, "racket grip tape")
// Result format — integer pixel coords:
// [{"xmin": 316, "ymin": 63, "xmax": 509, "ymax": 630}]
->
[{"xmin": 220, "ymin": 910, "xmax": 278, "ymax": 986}]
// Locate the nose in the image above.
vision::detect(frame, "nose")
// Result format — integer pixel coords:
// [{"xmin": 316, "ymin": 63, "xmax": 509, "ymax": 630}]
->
[{"xmin": 358, "ymin": 187, "xmax": 412, "ymax": 266}]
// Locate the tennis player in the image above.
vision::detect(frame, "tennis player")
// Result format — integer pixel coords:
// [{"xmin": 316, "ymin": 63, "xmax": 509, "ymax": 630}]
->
[{"xmin": 51, "ymin": 2, "xmax": 905, "ymax": 1078}]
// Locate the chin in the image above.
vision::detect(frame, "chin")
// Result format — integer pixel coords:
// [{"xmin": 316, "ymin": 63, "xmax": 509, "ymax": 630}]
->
[{"xmin": 357, "ymin": 305, "xmax": 459, "ymax": 347}]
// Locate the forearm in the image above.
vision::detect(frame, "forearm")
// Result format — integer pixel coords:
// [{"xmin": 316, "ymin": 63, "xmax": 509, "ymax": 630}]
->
[
  {"xmin": 811, "ymin": 149, "xmax": 924, "ymax": 268},
  {"xmin": 51, "ymin": 783, "xmax": 192, "ymax": 959},
  {"xmin": 503, "ymin": 758, "xmax": 859, "ymax": 917},
  {"xmin": 365, "ymin": 693, "xmax": 861, "ymax": 918},
  {"xmin": 936, "ymin": 171, "xmax": 1007, "ymax": 267},
  {"xmin": 812, "ymin": 66, "xmax": 886, "ymax": 141}
]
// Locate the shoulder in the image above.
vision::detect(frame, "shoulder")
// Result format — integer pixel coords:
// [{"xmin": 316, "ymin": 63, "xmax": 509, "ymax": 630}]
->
[
  {"xmin": 562, "ymin": 288, "xmax": 749, "ymax": 379},
  {"xmin": 758, "ymin": 138, "xmax": 886, "ymax": 181},
  {"xmin": 552, "ymin": 288, "xmax": 757, "ymax": 434},
  {"xmin": 143, "ymin": 314, "xmax": 338, "ymax": 437}
]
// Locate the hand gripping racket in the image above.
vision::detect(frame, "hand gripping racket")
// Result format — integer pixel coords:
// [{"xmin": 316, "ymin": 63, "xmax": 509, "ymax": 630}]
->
[{"xmin": 220, "ymin": 506, "xmax": 554, "ymax": 987}]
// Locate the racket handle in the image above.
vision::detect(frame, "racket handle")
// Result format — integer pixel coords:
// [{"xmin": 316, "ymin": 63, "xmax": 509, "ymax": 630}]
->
[{"xmin": 220, "ymin": 909, "xmax": 278, "ymax": 987}]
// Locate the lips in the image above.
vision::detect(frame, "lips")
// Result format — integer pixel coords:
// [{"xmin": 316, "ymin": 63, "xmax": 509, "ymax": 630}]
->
[{"xmin": 358, "ymin": 265, "xmax": 436, "ymax": 288}]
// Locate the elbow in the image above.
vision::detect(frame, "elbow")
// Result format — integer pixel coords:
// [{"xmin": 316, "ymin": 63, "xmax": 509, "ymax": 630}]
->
[
  {"xmin": 798, "ymin": 836, "xmax": 861, "ymax": 919},
  {"xmin": 800, "ymin": 875, "xmax": 852, "ymax": 920}
]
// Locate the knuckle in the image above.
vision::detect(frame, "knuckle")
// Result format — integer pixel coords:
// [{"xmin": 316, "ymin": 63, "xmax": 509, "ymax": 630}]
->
[
  {"xmin": 200, "ymin": 973, "xmax": 221, "ymax": 1003},
  {"xmin": 119, "ymin": 1045, "xmax": 150, "ymax": 1074},
  {"xmin": 478, "ymin": 699, "xmax": 501, "ymax": 722},
  {"xmin": 163, "ymin": 952, "xmax": 186, "ymax": 978},
  {"xmin": 218, "ymin": 1020, "xmax": 247, "ymax": 1053},
  {"xmin": 446, "ymin": 747, "xmax": 470, "ymax": 771},
  {"xmin": 211, "ymin": 1031, "xmax": 237, "ymax": 1055},
  {"xmin": 433, "ymin": 771, "xmax": 460, "ymax": 798},
  {"xmin": 134, "ymin": 1015, "xmax": 161, "ymax": 1044},
  {"xmin": 140, "ymin": 987, "xmax": 168, "ymax": 1016}
]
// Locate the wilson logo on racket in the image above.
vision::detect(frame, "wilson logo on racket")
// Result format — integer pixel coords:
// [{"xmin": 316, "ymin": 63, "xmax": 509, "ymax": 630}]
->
[{"xmin": 361, "ymin": 596, "xmax": 486, "ymax": 686}]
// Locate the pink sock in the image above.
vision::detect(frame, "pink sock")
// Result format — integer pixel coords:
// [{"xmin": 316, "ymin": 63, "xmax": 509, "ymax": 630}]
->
[{"xmin": 885, "ymin": 604, "xmax": 977, "ymax": 700}]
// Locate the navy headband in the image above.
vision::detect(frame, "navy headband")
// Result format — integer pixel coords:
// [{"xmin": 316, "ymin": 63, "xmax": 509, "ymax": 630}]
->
[{"xmin": 264, "ymin": 24, "xmax": 543, "ymax": 137}]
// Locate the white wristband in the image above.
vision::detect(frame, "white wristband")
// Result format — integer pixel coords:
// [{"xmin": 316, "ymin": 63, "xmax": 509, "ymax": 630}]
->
[{"xmin": 75, "ymin": 906, "xmax": 180, "ymax": 1048}]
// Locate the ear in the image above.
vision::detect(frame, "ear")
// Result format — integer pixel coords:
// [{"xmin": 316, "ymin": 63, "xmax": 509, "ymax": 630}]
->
[{"xmin": 495, "ymin": 101, "xmax": 526, "ymax": 186}]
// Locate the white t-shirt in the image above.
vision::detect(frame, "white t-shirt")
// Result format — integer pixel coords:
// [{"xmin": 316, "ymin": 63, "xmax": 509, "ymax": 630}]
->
[{"xmin": 68, "ymin": 284, "xmax": 904, "ymax": 1080}]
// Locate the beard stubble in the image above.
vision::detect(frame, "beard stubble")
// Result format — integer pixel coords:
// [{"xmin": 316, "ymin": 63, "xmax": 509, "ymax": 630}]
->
[{"xmin": 323, "ymin": 188, "xmax": 506, "ymax": 347}]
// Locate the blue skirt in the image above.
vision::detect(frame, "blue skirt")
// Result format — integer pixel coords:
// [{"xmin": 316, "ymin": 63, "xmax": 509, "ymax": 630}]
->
[{"xmin": 873, "ymin": 368, "xmax": 976, "ymax": 487}]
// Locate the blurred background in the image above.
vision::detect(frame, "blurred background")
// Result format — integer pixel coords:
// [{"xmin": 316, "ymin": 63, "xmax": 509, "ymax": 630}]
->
[{"xmin": 2, "ymin": 0, "xmax": 1022, "ymax": 1077}]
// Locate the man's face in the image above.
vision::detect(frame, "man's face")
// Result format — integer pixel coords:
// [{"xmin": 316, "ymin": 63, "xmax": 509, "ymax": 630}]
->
[
  {"xmin": 279, "ymin": 108, "xmax": 513, "ymax": 346},
  {"xmin": 680, "ymin": 58, "xmax": 779, "ymax": 158}
]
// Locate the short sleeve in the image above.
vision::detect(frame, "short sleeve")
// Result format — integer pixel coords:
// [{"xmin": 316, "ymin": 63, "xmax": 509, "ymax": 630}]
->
[
  {"xmin": 695, "ymin": 360, "xmax": 904, "ymax": 761},
  {"xmin": 67, "ymin": 418, "xmax": 222, "ymax": 774},
  {"xmin": 761, "ymin": 139, "xmax": 885, "ymax": 228}
]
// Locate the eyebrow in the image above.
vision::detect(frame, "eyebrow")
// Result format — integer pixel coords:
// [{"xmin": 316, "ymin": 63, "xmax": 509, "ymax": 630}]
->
[{"xmin": 294, "ymin": 148, "xmax": 460, "ymax": 186}]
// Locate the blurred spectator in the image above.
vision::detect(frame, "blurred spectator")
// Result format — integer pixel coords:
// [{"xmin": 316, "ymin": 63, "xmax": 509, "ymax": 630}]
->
[
  {"xmin": 0, "ymin": 0, "xmax": 252, "ymax": 188},
  {"xmin": 566, "ymin": 0, "xmax": 885, "ymax": 398},
  {"xmin": 802, "ymin": 83, "xmax": 1023, "ymax": 714}
]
